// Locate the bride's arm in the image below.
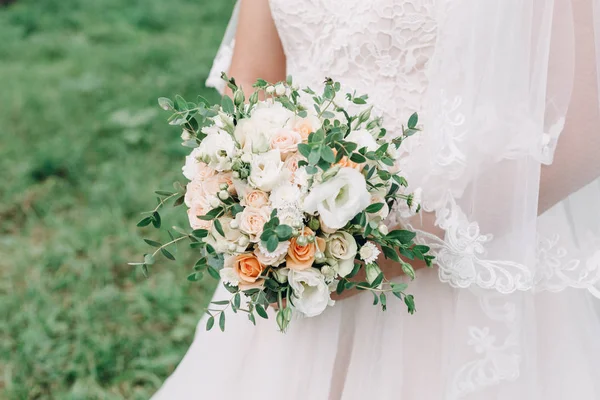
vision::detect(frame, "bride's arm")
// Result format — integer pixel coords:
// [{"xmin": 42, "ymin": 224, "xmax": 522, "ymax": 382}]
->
[{"xmin": 226, "ymin": 0, "xmax": 286, "ymax": 96}]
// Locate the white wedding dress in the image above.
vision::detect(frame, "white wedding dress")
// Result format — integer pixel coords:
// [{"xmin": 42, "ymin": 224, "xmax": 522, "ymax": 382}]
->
[{"xmin": 153, "ymin": 1, "xmax": 600, "ymax": 399}]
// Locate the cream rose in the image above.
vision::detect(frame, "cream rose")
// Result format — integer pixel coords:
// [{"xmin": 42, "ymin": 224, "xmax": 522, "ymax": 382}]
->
[
  {"xmin": 303, "ymin": 167, "xmax": 371, "ymax": 230},
  {"xmin": 288, "ymin": 268, "xmax": 333, "ymax": 317},
  {"xmin": 270, "ymin": 129, "xmax": 302, "ymax": 160},
  {"xmin": 197, "ymin": 131, "xmax": 237, "ymax": 171},
  {"xmin": 243, "ymin": 189, "xmax": 270, "ymax": 208},
  {"xmin": 325, "ymin": 231, "xmax": 358, "ymax": 277},
  {"xmin": 237, "ymin": 206, "xmax": 270, "ymax": 242},
  {"xmin": 187, "ymin": 201, "xmax": 212, "ymax": 230},
  {"xmin": 248, "ymin": 150, "xmax": 287, "ymax": 192}
]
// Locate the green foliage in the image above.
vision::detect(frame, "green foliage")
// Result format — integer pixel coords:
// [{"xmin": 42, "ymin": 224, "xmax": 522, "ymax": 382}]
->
[{"xmin": 0, "ymin": 0, "xmax": 236, "ymax": 398}]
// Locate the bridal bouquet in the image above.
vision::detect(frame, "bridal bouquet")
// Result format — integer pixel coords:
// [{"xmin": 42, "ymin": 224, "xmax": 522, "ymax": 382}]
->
[{"xmin": 131, "ymin": 74, "xmax": 432, "ymax": 332}]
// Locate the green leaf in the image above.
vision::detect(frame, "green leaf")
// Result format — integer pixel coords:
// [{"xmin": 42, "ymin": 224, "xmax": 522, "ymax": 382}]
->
[
  {"xmin": 386, "ymin": 230, "xmax": 417, "ymax": 245},
  {"xmin": 372, "ymin": 292, "xmax": 379, "ymax": 305},
  {"xmin": 207, "ymin": 265, "xmax": 220, "ymax": 280},
  {"xmin": 174, "ymin": 95, "xmax": 188, "ymax": 111},
  {"xmin": 379, "ymin": 293, "xmax": 387, "ymax": 311},
  {"xmin": 256, "ymin": 304, "xmax": 268, "ymax": 319},
  {"xmin": 206, "ymin": 316, "xmax": 215, "ymax": 331},
  {"xmin": 219, "ymin": 312, "xmax": 226, "ymax": 332},
  {"xmin": 402, "ymin": 262, "xmax": 416, "ymax": 280},
  {"xmin": 158, "ymin": 97, "xmax": 173, "ymax": 110},
  {"xmin": 404, "ymin": 294, "xmax": 416, "ymax": 314},
  {"xmin": 275, "ymin": 225, "xmax": 293, "ymax": 241},
  {"xmin": 187, "ymin": 272, "xmax": 200, "ymax": 282},
  {"xmin": 306, "ymin": 165, "xmax": 318, "ymax": 175},
  {"xmin": 298, "ymin": 110, "xmax": 308, "ymax": 118},
  {"xmin": 234, "ymin": 293, "xmax": 241, "ymax": 309},
  {"xmin": 137, "ymin": 216, "xmax": 152, "ymax": 227},
  {"xmin": 370, "ymin": 272, "xmax": 384, "ymax": 288},
  {"xmin": 155, "ymin": 190, "xmax": 174, "ymax": 196},
  {"xmin": 211, "ymin": 300, "xmax": 230, "ymax": 305},
  {"xmin": 413, "ymin": 245, "xmax": 431, "ymax": 254},
  {"xmin": 391, "ymin": 282, "xmax": 409, "ymax": 292},
  {"xmin": 192, "ymin": 229, "xmax": 209, "ymax": 238},
  {"xmin": 231, "ymin": 204, "xmax": 244, "ymax": 217},
  {"xmin": 320, "ymin": 145, "xmax": 335, "ymax": 163},
  {"xmin": 213, "ymin": 219, "xmax": 225, "ymax": 237},
  {"xmin": 381, "ymin": 246, "xmax": 400, "ymax": 262},
  {"xmin": 173, "ymin": 195, "xmax": 185, "ymax": 207},
  {"xmin": 221, "ymin": 95, "xmax": 235, "ymax": 114},
  {"xmin": 141, "ymin": 264, "xmax": 149, "ymax": 277},
  {"xmin": 365, "ymin": 203, "xmax": 384, "ymax": 214},
  {"xmin": 336, "ymin": 279, "xmax": 346, "ymax": 295},
  {"xmin": 161, "ymin": 248, "xmax": 176, "ymax": 261},
  {"xmin": 399, "ymin": 247, "xmax": 415, "ymax": 260},
  {"xmin": 308, "ymin": 146, "xmax": 321, "ymax": 165},
  {"xmin": 353, "ymin": 97, "xmax": 367, "ymax": 105},
  {"xmin": 392, "ymin": 175, "xmax": 408, "ymax": 187},
  {"xmin": 407, "ymin": 112, "xmax": 419, "ymax": 129},
  {"xmin": 349, "ymin": 153, "xmax": 367, "ymax": 163},
  {"xmin": 152, "ymin": 211, "xmax": 161, "ymax": 228},
  {"xmin": 321, "ymin": 111, "xmax": 336, "ymax": 119},
  {"xmin": 266, "ymin": 234, "xmax": 279, "ymax": 253},
  {"xmin": 144, "ymin": 239, "xmax": 162, "ymax": 247},
  {"xmin": 199, "ymin": 207, "xmax": 223, "ymax": 221},
  {"xmin": 248, "ymin": 313, "xmax": 256, "ymax": 325},
  {"xmin": 346, "ymin": 262, "xmax": 362, "ymax": 279}
]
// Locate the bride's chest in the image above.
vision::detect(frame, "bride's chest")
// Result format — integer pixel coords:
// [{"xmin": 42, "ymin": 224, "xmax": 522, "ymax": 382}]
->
[{"xmin": 268, "ymin": 0, "xmax": 440, "ymax": 57}]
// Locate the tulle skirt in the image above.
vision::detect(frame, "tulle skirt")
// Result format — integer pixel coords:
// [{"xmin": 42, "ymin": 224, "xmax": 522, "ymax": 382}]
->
[{"xmin": 151, "ymin": 268, "xmax": 600, "ymax": 400}]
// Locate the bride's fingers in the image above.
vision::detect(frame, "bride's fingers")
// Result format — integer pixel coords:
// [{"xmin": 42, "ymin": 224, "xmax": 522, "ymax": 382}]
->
[{"xmin": 269, "ymin": 298, "xmax": 287, "ymax": 310}]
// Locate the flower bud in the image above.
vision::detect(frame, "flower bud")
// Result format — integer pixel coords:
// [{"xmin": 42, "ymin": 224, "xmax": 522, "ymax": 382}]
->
[
  {"xmin": 231, "ymin": 159, "xmax": 243, "ymax": 171},
  {"xmin": 210, "ymin": 197, "xmax": 221, "ymax": 208},
  {"xmin": 308, "ymin": 218, "xmax": 320, "ymax": 231},
  {"xmin": 218, "ymin": 190, "xmax": 229, "ymax": 200},
  {"xmin": 321, "ymin": 264, "xmax": 334, "ymax": 279},
  {"xmin": 240, "ymin": 153, "xmax": 252, "ymax": 163},
  {"xmin": 275, "ymin": 83, "xmax": 286, "ymax": 96},
  {"xmin": 266, "ymin": 86, "xmax": 275, "ymax": 95},
  {"xmin": 273, "ymin": 268, "xmax": 289, "ymax": 284},
  {"xmin": 378, "ymin": 224, "xmax": 389, "ymax": 235},
  {"xmin": 249, "ymin": 91, "xmax": 259, "ymax": 105},
  {"xmin": 228, "ymin": 242, "xmax": 237, "ymax": 252},
  {"xmin": 229, "ymin": 219, "xmax": 239, "ymax": 229},
  {"xmin": 365, "ymin": 263, "xmax": 382, "ymax": 286},
  {"xmin": 306, "ymin": 235, "xmax": 315, "ymax": 243},
  {"xmin": 315, "ymin": 252, "xmax": 325, "ymax": 263},
  {"xmin": 239, "ymin": 169, "xmax": 249, "ymax": 179},
  {"xmin": 296, "ymin": 235, "xmax": 308, "ymax": 247},
  {"xmin": 232, "ymin": 171, "xmax": 240, "ymax": 179},
  {"xmin": 219, "ymin": 183, "xmax": 229, "ymax": 191},
  {"xmin": 292, "ymin": 229, "xmax": 300, "ymax": 237},
  {"xmin": 233, "ymin": 89, "xmax": 245, "ymax": 106},
  {"xmin": 237, "ymin": 235, "xmax": 249, "ymax": 247}
]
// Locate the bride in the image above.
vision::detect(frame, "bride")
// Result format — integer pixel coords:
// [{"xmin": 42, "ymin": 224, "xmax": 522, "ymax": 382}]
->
[{"xmin": 153, "ymin": 0, "xmax": 600, "ymax": 399}]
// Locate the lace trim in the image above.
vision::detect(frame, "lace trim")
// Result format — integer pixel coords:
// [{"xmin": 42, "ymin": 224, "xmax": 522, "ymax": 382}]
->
[{"xmin": 206, "ymin": 39, "xmax": 235, "ymax": 94}]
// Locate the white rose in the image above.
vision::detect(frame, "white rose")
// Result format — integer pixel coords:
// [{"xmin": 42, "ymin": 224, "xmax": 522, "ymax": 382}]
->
[
  {"xmin": 303, "ymin": 168, "xmax": 371, "ymax": 230},
  {"xmin": 197, "ymin": 131, "xmax": 237, "ymax": 171},
  {"xmin": 325, "ymin": 231, "xmax": 358, "ymax": 277},
  {"xmin": 345, "ymin": 128, "xmax": 379, "ymax": 152},
  {"xmin": 288, "ymin": 268, "xmax": 334, "ymax": 317},
  {"xmin": 248, "ymin": 150, "xmax": 287, "ymax": 192},
  {"xmin": 234, "ymin": 119, "xmax": 270, "ymax": 153}
]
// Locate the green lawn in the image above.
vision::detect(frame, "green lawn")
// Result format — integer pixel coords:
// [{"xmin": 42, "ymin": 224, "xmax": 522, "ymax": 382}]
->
[{"xmin": 0, "ymin": 0, "xmax": 234, "ymax": 398}]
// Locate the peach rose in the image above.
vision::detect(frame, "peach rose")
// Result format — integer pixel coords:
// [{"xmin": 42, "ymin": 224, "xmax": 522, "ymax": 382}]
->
[
  {"xmin": 283, "ymin": 152, "xmax": 303, "ymax": 175},
  {"xmin": 270, "ymin": 129, "xmax": 302, "ymax": 160},
  {"xmin": 187, "ymin": 201, "xmax": 212, "ymax": 230},
  {"xmin": 292, "ymin": 115, "xmax": 321, "ymax": 142},
  {"xmin": 286, "ymin": 227, "xmax": 327, "ymax": 271},
  {"xmin": 201, "ymin": 175, "xmax": 222, "ymax": 197},
  {"xmin": 244, "ymin": 189, "xmax": 270, "ymax": 208},
  {"xmin": 233, "ymin": 253, "xmax": 266, "ymax": 289},
  {"xmin": 237, "ymin": 206, "xmax": 270, "ymax": 241}
]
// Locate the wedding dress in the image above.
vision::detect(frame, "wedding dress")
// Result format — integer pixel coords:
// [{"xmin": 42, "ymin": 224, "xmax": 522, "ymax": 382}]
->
[{"xmin": 152, "ymin": 0, "xmax": 600, "ymax": 399}]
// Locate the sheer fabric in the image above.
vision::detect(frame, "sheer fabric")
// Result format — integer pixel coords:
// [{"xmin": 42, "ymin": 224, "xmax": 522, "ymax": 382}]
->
[{"xmin": 153, "ymin": 1, "xmax": 600, "ymax": 398}]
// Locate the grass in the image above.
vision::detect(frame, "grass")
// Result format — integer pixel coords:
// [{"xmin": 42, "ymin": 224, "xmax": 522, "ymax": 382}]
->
[{"xmin": 0, "ymin": 0, "xmax": 235, "ymax": 398}]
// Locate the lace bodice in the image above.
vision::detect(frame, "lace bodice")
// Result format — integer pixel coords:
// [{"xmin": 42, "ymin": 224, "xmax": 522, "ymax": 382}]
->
[{"xmin": 269, "ymin": 0, "xmax": 439, "ymax": 135}]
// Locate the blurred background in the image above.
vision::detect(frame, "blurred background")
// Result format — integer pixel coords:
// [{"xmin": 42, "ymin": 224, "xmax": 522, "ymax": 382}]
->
[{"xmin": 0, "ymin": 0, "xmax": 235, "ymax": 398}]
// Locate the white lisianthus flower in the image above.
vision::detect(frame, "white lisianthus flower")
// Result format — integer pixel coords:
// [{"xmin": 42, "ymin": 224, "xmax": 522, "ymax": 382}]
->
[
  {"xmin": 345, "ymin": 128, "xmax": 379, "ymax": 152},
  {"xmin": 325, "ymin": 231, "xmax": 358, "ymax": 277},
  {"xmin": 288, "ymin": 268, "xmax": 334, "ymax": 317},
  {"xmin": 359, "ymin": 242, "xmax": 380, "ymax": 265},
  {"xmin": 197, "ymin": 131, "xmax": 237, "ymax": 171},
  {"xmin": 248, "ymin": 150, "xmax": 287, "ymax": 192},
  {"xmin": 182, "ymin": 147, "xmax": 215, "ymax": 181},
  {"xmin": 303, "ymin": 168, "xmax": 371, "ymax": 230}
]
